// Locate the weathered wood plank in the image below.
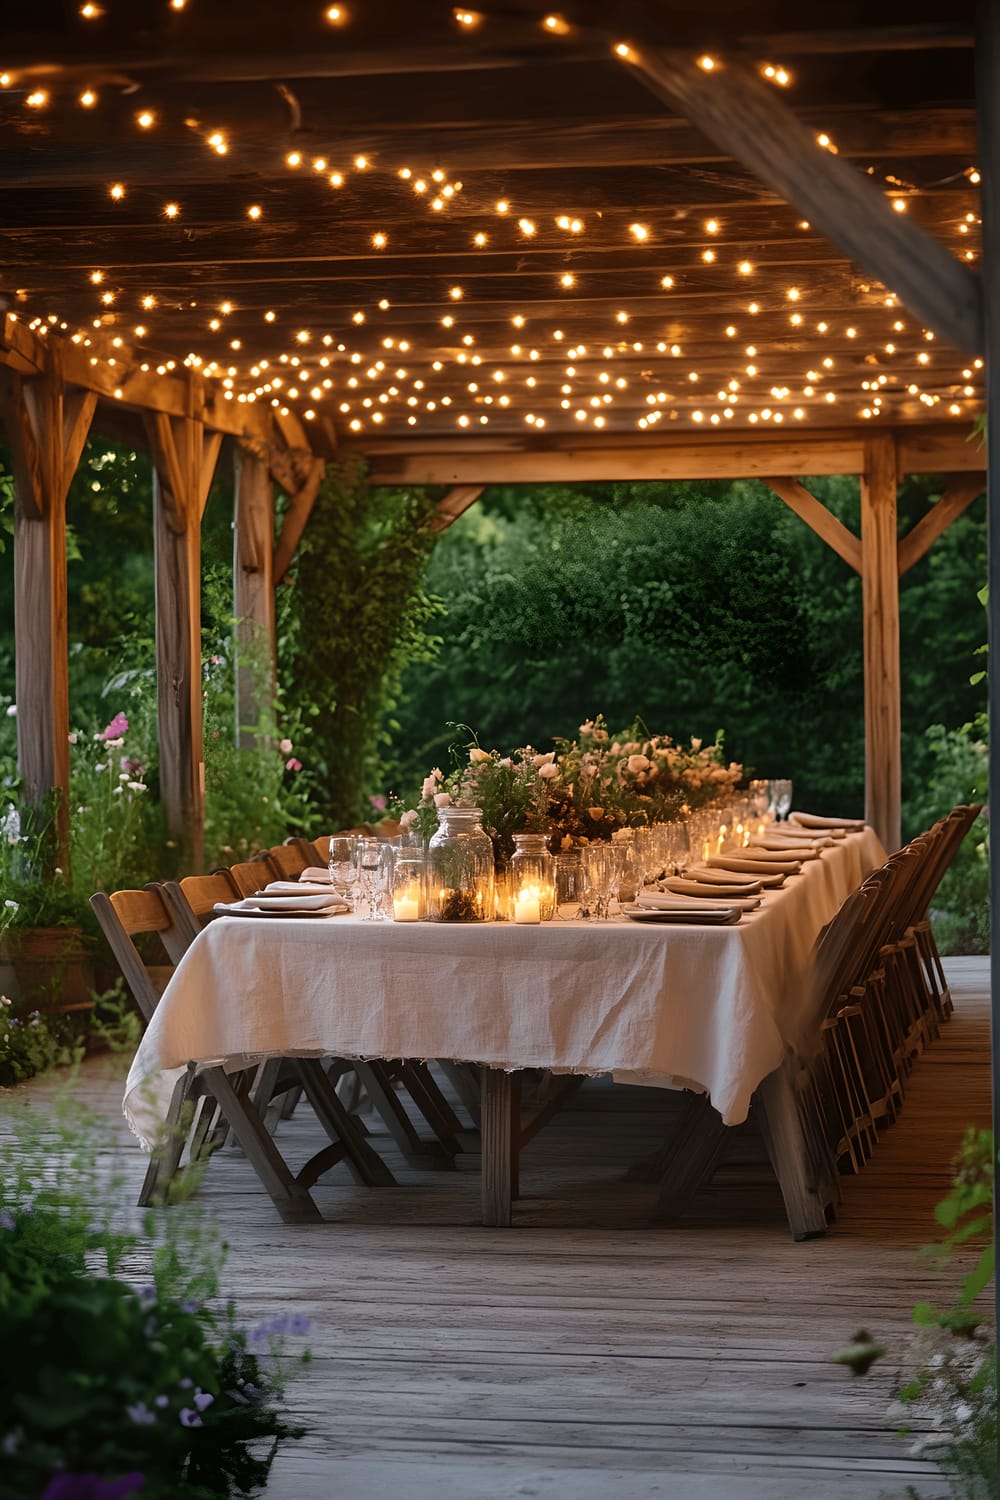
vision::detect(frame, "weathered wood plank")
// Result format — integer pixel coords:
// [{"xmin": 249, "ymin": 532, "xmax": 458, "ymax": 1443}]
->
[
  {"xmin": 765, "ymin": 478, "xmax": 862, "ymax": 572},
  {"xmin": 897, "ymin": 474, "xmax": 986, "ymax": 574},
  {"xmin": 428, "ymin": 485, "xmax": 485, "ymax": 533},
  {"xmin": 271, "ymin": 456, "xmax": 326, "ymax": 584},
  {"xmin": 233, "ymin": 444, "xmax": 276, "ymax": 749},
  {"xmin": 861, "ymin": 433, "xmax": 902, "ymax": 851},
  {"xmin": 619, "ymin": 47, "xmax": 983, "ymax": 354}
]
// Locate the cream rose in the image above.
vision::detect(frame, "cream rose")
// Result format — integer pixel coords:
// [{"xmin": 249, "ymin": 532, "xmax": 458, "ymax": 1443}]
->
[
  {"xmin": 538, "ymin": 762, "xmax": 559, "ymax": 780},
  {"xmin": 433, "ymin": 791, "xmax": 452, "ymax": 807},
  {"xmin": 469, "ymin": 747, "xmax": 491, "ymax": 763}
]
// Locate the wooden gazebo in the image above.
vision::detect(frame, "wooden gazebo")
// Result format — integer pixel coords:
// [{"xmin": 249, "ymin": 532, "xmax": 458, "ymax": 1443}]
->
[{"xmin": 0, "ymin": 0, "xmax": 993, "ymax": 872}]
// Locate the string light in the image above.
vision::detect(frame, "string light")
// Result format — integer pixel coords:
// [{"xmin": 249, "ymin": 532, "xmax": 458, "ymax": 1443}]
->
[
  {"xmin": 136, "ymin": 110, "xmax": 156, "ymax": 129},
  {"xmin": 247, "ymin": 204, "xmax": 262, "ymax": 220},
  {"xmin": 79, "ymin": 2, "xmax": 103, "ymax": 15},
  {"xmin": 79, "ymin": 89, "xmax": 98, "ymax": 107},
  {"xmin": 108, "ymin": 183, "xmax": 126, "ymax": 200},
  {"xmin": 26, "ymin": 90, "xmax": 48, "ymax": 108},
  {"xmin": 697, "ymin": 55, "xmax": 716, "ymax": 70},
  {"xmin": 324, "ymin": 4, "xmax": 347, "ymax": 21}
]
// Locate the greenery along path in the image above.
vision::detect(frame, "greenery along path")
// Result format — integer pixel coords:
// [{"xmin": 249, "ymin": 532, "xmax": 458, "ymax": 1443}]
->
[{"xmin": 24, "ymin": 958, "xmax": 991, "ymax": 1500}]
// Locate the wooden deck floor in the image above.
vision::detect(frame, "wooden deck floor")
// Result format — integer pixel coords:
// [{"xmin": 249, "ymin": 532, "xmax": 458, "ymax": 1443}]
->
[{"xmin": 14, "ymin": 957, "xmax": 992, "ymax": 1499}]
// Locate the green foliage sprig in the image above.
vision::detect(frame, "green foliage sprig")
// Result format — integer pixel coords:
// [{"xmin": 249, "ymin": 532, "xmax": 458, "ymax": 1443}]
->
[
  {"xmin": 281, "ymin": 458, "xmax": 444, "ymax": 828},
  {"xmin": 0, "ymin": 1100, "xmax": 309, "ymax": 1500}
]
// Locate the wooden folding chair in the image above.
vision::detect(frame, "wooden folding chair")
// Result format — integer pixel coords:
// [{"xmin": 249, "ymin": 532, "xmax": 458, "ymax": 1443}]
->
[
  {"xmin": 259, "ymin": 843, "xmax": 311, "ymax": 881},
  {"xmin": 92, "ymin": 885, "xmax": 395, "ymax": 1222}
]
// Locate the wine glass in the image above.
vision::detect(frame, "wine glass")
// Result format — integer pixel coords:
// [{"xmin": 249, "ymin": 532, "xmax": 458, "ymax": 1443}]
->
[
  {"xmin": 770, "ymin": 779, "xmax": 793, "ymax": 821},
  {"xmin": 328, "ymin": 835, "xmax": 359, "ymax": 904},
  {"xmin": 582, "ymin": 844, "xmax": 615, "ymax": 920},
  {"xmin": 748, "ymin": 779, "xmax": 770, "ymax": 820}
]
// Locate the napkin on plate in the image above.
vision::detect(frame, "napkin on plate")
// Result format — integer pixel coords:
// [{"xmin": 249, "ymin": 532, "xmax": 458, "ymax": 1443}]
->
[
  {"xmin": 639, "ymin": 890, "xmax": 760, "ymax": 912},
  {"xmin": 744, "ymin": 842, "xmax": 820, "ymax": 860},
  {"xmin": 707, "ymin": 856, "xmax": 799, "ymax": 878},
  {"xmin": 300, "ymin": 866, "xmax": 335, "ymax": 884},
  {"xmin": 213, "ymin": 892, "xmax": 348, "ymax": 916},
  {"xmin": 679, "ymin": 867, "xmax": 763, "ymax": 889},
  {"xmin": 664, "ymin": 876, "xmax": 762, "ymax": 902},
  {"xmin": 788, "ymin": 812, "xmax": 864, "ymax": 832},
  {"xmin": 263, "ymin": 880, "xmax": 341, "ymax": 896}
]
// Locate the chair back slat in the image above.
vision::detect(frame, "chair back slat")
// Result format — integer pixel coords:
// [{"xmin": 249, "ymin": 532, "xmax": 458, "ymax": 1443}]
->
[
  {"xmin": 227, "ymin": 861, "xmax": 268, "ymax": 897},
  {"xmin": 90, "ymin": 885, "xmax": 191, "ymax": 1024},
  {"xmin": 167, "ymin": 873, "xmax": 237, "ymax": 923},
  {"xmin": 261, "ymin": 844, "xmax": 310, "ymax": 880}
]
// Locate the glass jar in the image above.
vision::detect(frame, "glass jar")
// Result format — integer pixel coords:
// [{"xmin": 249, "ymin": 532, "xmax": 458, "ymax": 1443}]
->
[
  {"xmin": 391, "ymin": 854, "xmax": 425, "ymax": 922},
  {"xmin": 426, "ymin": 806, "xmax": 495, "ymax": 922},
  {"xmin": 509, "ymin": 832, "xmax": 556, "ymax": 923}
]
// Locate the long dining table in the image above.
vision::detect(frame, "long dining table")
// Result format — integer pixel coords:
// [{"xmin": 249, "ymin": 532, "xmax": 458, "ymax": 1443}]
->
[{"xmin": 124, "ymin": 826, "xmax": 886, "ymax": 1228}]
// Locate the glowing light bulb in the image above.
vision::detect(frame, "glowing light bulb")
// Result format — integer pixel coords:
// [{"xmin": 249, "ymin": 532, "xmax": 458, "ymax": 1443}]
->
[
  {"xmin": 371, "ymin": 231, "xmax": 387, "ymax": 248},
  {"xmin": 79, "ymin": 89, "xmax": 98, "ymax": 107},
  {"xmin": 629, "ymin": 223, "xmax": 649, "ymax": 242},
  {"xmin": 660, "ymin": 275, "xmax": 675, "ymax": 289},
  {"xmin": 247, "ymin": 204, "xmax": 262, "ymax": 220},
  {"xmin": 90, "ymin": 270, "xmax": 104, "ymax": 284},
  {"xmin": 286, "ymin": 151, "xmax": 302, "ymax": 168},
  {"xmin": 26, "ymin": 90, "xmax": 48, "ymax": 108},
  {"xmin": 108, "ymin": 182, "xmax": 125, "ymax": 200},
  {"xmin": 495, "ymin": 199, "xmax": 510, "ymax": 214},
  {"xmin": 324, "ymin": 4, "xmax": 346, "ymax": 21},
  {"xmin": 518, "ymin": 218, "xmax": 536, "ymax": 236},
  {"xmin": 560, "ymin": 272, "xmax": 575, "ymax": 288},
  {"xmin": 79, "ymin": 1, "xmax": 103, "ymax": 15},
  {"xmin": 697, "ymin": 54, "xmax": 716, "ymax": 70},
  {"xmin": 738, "ymin": 260, "xmax": 752, "ymax": 275},
  {"xmin": 136, "ymin": 110, "xmax": 155, "ymax": 129},
  {"xmin": 543, "ymin": 13, "xmax": 570, "ymax": 33}
]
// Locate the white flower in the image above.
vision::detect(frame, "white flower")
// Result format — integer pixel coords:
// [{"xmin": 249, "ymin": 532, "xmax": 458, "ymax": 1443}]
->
[
  {"xmin": 433, "ymin": 791, "xmax": 451, "ymax": 807},
  {"xmin": 578, "ymin": 720, "xmax": 593, "ymax": 734},
  {"xmin": 112, "ymin": 785, "xmax": 124, "ymax": 795},
  {"xmin": 4, "ymin": 705, "xmax": 14, "ymax": 718},
  {"xmin": 690, "ymin": 736, "xmax": 703, "ymax": 750},
  {"xmin": 538, "ymin": 762, "xmax": 559, "ymax": 780},
  {"xmin": 67, "ymin": 732, "xmax": 78, "ymax": 745},
  {"xmin": 421, "ymin": 776, "xmax": 438, "ymax": 798},
  {"xmin": 127, "ymin": 781, "xmax": 147, "ymax": 793},
  {"xmin": 532, "ymin": 752, "xmax": 555, "ymax": 768},
  {"xmin": 469, "ymin": 747, "xmax": 491, "ymax": 763},
  {"xmin": 3, "ymin": 900, "xmax": 18, "ymax": 912},
  {"xmin": 105, "ymin": 737, "xmax": 125, "ymax": 749},
  {"xmin": 399, "ymin": 809, "xmax": 418, "ymax": 829},
  {"xmin": 119, "ymin": 772, "xmax": 130, "ymax": 782},
  {"xmin": 278, "ymin": 738, "xmax": 293, "ymax": 755},
  {"xmin": 627, "ymin": 754, "xmax": 650, "ymax": 774},
  {"xmin": 95, "ymin": 763, "xmax": 106, "ymax": 773},
  {"xmin": 0, "ymin": 996, "xmax": 10, "ymax": 1006}
]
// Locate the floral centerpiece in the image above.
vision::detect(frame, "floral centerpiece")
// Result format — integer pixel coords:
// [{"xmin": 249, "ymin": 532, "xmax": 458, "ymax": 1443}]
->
[{"xmin": 397, "ymin": 717, "xmax": 742, "ymax": 867}]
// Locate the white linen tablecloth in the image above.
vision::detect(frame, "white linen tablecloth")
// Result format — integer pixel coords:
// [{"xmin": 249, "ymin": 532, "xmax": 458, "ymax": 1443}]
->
[{"xmin": 123, "ymin": 828, "xmax": 885, "ymax": 1146}]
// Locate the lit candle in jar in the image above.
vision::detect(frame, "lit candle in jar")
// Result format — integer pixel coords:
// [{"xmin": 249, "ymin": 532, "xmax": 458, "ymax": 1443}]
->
[
  {"xmin": 702, "ymin": 839, "xmax": 711, "ymax": 862},
  {"xmin": 393, "ymin": 884, "xmax": 421, "ymax": 922},
  {"xmin": 513, "ymin": 884, "xmax": 542, "ymax": 924}
]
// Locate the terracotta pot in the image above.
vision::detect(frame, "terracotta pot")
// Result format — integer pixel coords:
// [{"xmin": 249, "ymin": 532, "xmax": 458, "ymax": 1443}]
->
[{"xmin": 0, "ymin": 926, "xmax": 98, "ymax": 1013}]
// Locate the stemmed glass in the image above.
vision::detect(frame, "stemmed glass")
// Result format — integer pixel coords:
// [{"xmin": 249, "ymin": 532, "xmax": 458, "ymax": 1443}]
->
[
  {"xmin": 328, "ymin": 835, "xmax": 359, "ymax": 905},
  {"xmin": 770, "ymin": 779, "xmax": 793, "ymax": 821},
  {"xmin": 582, "ymin": 844, "xmax": 615, "ymax": 920}
]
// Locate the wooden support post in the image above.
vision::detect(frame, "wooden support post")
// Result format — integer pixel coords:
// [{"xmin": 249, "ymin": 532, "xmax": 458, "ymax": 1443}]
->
[
  {"xmin": 618, "ymin": 47, "xmax": 983, "ymax": 353},
  {"xmin": 271, "ymin": 454, "xmax": 325, "ymax": 584},
  {"xmin": 480, "ymin": 1067, "xmax": 520, "ymax": 1227},
  {"xmin": 897, "ymin": 474, "xmax": 986, "ymax": 575},
  {"xmin": 764, "ymin": 477, "xmax": 862, "ymax": 573},
  {"xmin": 0, "ymin": 359, "xmax": 96, "ymax": 867},
  {"xmin": 233, "ymin": 444, "xmax": 276, "ymax": 748},
  {"xmin": 975, "ymin": 0, "xmax": 1000, "ymax": 1382},
  {"xmin": 145, "ymin": 404, "xmax": 220, "ymax": 871},
  {"xmin": 861, "ymin": 433, "xmax": 902, "ymax": 851}
]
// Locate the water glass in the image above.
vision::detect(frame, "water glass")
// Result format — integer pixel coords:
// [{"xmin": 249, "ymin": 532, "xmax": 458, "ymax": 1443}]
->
[
  {"xmin": 328, "ymin": 835, "xmax": 359, "ymax": 903},
  {"xmin": 554, "ymin": 854, "xmax": 585, "ymax": 919},
  {"xmin": 355, "ymin": 836, "xmax": 382, "ymax": 920},
  {"xmin": 770, "ymin": 779, "xmax": 793, "ymax": 821},
  {"xmin": 582, "ymin": 843, "xmax": 615, "ymax": 919}
]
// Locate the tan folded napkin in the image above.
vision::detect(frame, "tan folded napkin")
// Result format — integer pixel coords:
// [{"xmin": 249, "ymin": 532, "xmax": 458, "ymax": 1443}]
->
[
  {"xmin": 625, "ymin": 904, "xmax": 742, "ymax": 926},
  {"xmin": 301, "ymin": 866, "xmax": 335, "ymax": 883},
  {"xmin": 665, "ymin": 876, "xmax": 763, "ymax": 901},
  {"xmin": 745, "ymin": 842, "xmax": 820, "ymax": 860},
  {"xmin": 264, "ymin": 880, "xmax": 343, "ymax": 895},
  {"xmin": 708, "ymin": 856, "xmax": 800, "ymax": 877},
  {"xmin": 213, "ymin": 892, "xmax": 348, "ymax": 915},
  {"xmin": 788, "ymin": 812, "xmax": 863, "ymax": 832},
  {"xmin": 639, "ymin": 891, "xmax": 760, "ymax": 912},
  {"xmin": 680, "ymin": 867, "xmax": 763, "ymax": 889}
]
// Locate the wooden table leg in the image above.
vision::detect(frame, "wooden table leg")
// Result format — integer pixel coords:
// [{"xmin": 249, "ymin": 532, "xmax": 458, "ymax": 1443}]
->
[
  {"xmin": 756, "ymin": 1067, "xmax": 830, "ymax": 1240},
  {"xmin": 480, "ymin": 1067, "xmax": 521, "ymax": 1226}
]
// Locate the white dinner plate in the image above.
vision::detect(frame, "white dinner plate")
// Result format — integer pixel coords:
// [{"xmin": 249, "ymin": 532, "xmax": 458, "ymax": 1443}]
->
[
  {"xmin": 624, "ymin": 906, "xmax": 741, "ymax": 925},
  {"xmin": 214, "ymin": 906, "xmax": 346, "ymax": 919}
]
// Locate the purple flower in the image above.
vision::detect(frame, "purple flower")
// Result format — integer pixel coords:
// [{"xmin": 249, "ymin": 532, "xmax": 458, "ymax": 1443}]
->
[
  {"xmin": 124, "ymin": 1401, "xmax": 156, "ymax": 1426},
  {"xmin": 136, "ymin": 1286, "xmax": 156, "ymax": 1311},
  {"xmin": 193, "ymin": 1389, "xmax": 214, "ymax": 1413},
  {"xmin": 154, "ymin": 1395, "xmax": 169, "ymax": 1409},
  {"xmin": 0, "ymin": 1210, "xmax": 15, "ymax": 1231},
  {"xmin": 41, "ymin": 1474, "xmax": 145, "ymax": 1500},
  {"xmin": 101, "ymin": 712, "xmax": 129, "ymax": 741},
  {"xmin": 288, "ymin": 1314, "xmax": 311, "ymax": 1336},
  {"xmin": 180, "ymin": 1298, "xmax": 201, "ymax": 1315},
  {"xmin": 179, "ymin": 1408, "xmax": 202, "ymax": 1429}
]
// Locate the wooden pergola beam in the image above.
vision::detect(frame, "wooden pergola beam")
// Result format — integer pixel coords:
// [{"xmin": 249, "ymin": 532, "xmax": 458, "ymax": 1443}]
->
[
  {"xmin": 860, "ymin": 433, "xmax": 902, "ymax": 851},
  {"xmin": 144, "ymin": 394, "xmax": 222, "ymax": 871},
  {"xmin": 618, "ymin": 47, "xmax": 983, "ymax": 356},
  {"xmin": 428, "ymin": 486, "xmax": 485, "ymax": 533},
  {"xmin": 0, "ymin": 355, "xmax": 97, "ymax": 865},
  {"xmin": 897, "ymin": 474, "xmax": 986, "ymax": 574},
  {"xmin": 349, "ymin": 425, "xmax": 984, "ymax": 487},
  {"xmin": 271, "ymin": 456, "xmax": 327, "ymax": 584},
  {"xmin": 763, "ymin": 478, "xmax": 861, "ymax": 572}
]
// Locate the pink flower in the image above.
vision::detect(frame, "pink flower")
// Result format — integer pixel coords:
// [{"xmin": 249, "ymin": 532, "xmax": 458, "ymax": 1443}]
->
[
  {"xmin": 627, "ymin": 754, "xmax": 650, "ymax": 774},
  {"xmin": 538, "ymin": 762, "xmax": 559, "ymax": 780},
  {"xmin": 101, "ymin": 712, "xmax": 128, "ymax": 741},
  {"xmin": 369, "ymin": 794, "xmax": 387, "ymax": 811},
  {"xmin": 433, "ymin": 791, "xmax": 451, "ymax": 807},
  {"xmin": 421, "ymin": 776, "xmax": 438, "ymax": 798},
  {"xmin": 400, "ymin": 809, "xmax": 418, "ymax": 829},
  {"xmin": 278, "ymin": 738, "xmax": 293, "ymax": 755},
  {"xmin": 285, "ymin": 756, "xmax": 302, "ymax": 772}
]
